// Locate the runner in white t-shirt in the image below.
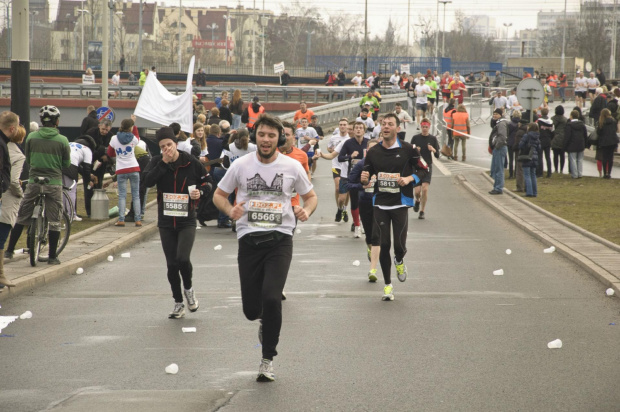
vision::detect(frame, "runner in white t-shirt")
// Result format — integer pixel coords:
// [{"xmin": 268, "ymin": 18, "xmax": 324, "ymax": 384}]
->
[
  {"xmin": 294, "ymin": 118, "xmax": 319, "ymax": 149},
  {"xmin": 327, "ymin": 118, "xmax": 350, "ymax": 222},
  {"xmin": 414, "ymin": 81, "xmax": 432, "ymax": 127},
  {"xmin": 356, "ymin": 108, "xmax": 375, "ymax": 139},
  {"xmin": 213, "ymin": 114, "xmax": 317, "ymax": 383},
  {"xmin": 586, "ymin": 72, "xmax": 601, "ymax": 105},
  {"xmin": 574, "ymin": 72, "xmax": 588, "ymax": 109}
]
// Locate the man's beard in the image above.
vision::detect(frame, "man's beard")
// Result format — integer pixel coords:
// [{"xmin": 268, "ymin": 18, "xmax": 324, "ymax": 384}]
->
[{"xmin": 259, "ymin": 145, "xmax": 277, "ymax": 159}]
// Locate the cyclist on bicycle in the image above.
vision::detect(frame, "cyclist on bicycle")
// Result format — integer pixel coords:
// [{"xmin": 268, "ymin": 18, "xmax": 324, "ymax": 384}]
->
[
  {"xmin": 62, "ymin": 135, "xmax": 96, "ymax": 222},
  {"xmin": 4, "ymin": 105, "xmax": 71, "ymax": 265}
]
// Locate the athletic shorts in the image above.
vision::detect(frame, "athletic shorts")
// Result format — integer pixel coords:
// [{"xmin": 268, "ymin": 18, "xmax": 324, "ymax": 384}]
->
[
  {"xmin": 588, "ymin": 89, "xmax": 596, "ymax": 95},
  {"xmin": 332, "ymin": 168, "xmax": 341, "ymax": 178},
  {"xmin": 428, "ymin": 98, "xmax": 436, "ymax": 104},
  {"xmin": 576, "ymin": 91, "xmax": 587, "ymax": 99},
  {"xmin": 442, "ymin": 91, "xmax": 451, "ymax": 99},
  {"xmin": 416, "ymin": 103, "xmax": 428, "ymax": 112},
  {"xmin": 419, "ymin": 164, "xmax": 432, "ymax": 184},
  {"xmin": 338, "ymin": 177, "xmax": 349, "ymax": 194}
]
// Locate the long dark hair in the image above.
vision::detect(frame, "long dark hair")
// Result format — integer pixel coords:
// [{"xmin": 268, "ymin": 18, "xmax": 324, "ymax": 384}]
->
[{"xmin": 229, "ymin": 129, "xmax": 249, "ymax": 150}]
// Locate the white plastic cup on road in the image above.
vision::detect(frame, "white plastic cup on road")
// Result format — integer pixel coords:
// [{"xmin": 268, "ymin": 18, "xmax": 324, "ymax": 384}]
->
[
  {"xmin": 165, "ymin": 363, "xmax": 179, "ymax": 374},
  {"xmin": 505, "ymin": 249, "xmax": 512, "ymax": 255},
  {"xmin": 19, "ymin": 311, "xmax": 33, "ymax": 319},
  {"xmin": 214, "ymin": 245, "xmax": 222, "ymax": 251},
  {"xmin": 182, "ymin": 327, "xmax": 196, "ymax": 333},
  {"xmin": 493, "ymin": 269, "xmax": 504, "ymax": 276},
  {"xmin": 121, "ymin": 252, "xmax": 131, "ymax": 258},
  {"xmin": 352, "ymin": 260, "xmax": 360, "ymax": 267},
  {"xmin": 606, "ymin": 288, "xmax": 615, "ymax": 296},
  {"xmin": 543, "ymin": 246, "xmax": 556, "ymax": 254},
  {"xmin": 107, "ymin": 255, "xmax": 114, "ymax": 262},
  {"xmin": 547, "ymin": 339, "xmax": 563, "ymax": 349},
  {"xmin": 295, "ymin": 229, "xmax": 301, "ymax": 234},
  {"xmin": 76, "ymin": 267, "xmax": 84, "ymax": 275}
]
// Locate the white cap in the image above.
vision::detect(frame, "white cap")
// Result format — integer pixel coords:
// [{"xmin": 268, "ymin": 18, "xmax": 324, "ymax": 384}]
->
[
  {"xmin": 357, "ymin": 71, "xmax": 362, "ymax": 75},
  {"xmin": 364, "ymin": 102, "xmax": 373, "ymax": 106}
]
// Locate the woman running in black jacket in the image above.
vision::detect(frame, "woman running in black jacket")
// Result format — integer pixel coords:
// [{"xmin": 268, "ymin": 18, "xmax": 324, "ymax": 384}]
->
[{"xmin": 145, "ymin": 126, "xmax": 213, "ymax": 319}]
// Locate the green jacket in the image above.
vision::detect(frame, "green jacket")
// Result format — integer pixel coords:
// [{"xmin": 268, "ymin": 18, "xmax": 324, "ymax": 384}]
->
[
  {"xmin": 139, "ymin": 71, "xmax": 147, "ymax": 86},
  {"xmin": 360, "ymin": 95, "xmax": 379, "ymax": 110},
  {"xmin": 25, "ymin": 127, "xmax": 71, "ymax": 186}
]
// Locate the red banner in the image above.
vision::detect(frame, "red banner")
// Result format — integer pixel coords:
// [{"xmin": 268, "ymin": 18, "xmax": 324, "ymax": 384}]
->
[{"xmin": 192, "ymin": 38, "xmax": 234, "ymax": 50}]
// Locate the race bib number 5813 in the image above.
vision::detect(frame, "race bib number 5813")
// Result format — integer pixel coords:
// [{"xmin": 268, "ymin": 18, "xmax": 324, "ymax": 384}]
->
[{"xmin": 377, "ymin": 172, "xmax": 400, "ymax": 193}]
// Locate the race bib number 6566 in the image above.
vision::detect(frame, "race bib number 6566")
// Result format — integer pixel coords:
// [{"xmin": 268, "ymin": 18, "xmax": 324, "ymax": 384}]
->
[
  {"xmin": 377, "ymin": 172, "xmax": 400, "ymax": 193},
  {"xmin": 248, "ymin": 199, "xmax": 283, "ymax": 228}
]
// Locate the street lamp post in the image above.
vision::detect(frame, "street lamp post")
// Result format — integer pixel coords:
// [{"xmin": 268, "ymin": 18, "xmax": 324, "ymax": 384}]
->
[
  {"xmin": 30, "ymin": 10, "xmax": 37, "ymax": 59},
  {"xmin": 178, "ymin": 0, "xmax": 182, "ymax": 72},
  {"xmin": 561, "ymin": 0, "xmax": 567, "ymax": 73},
  {"xmin": 439, "ymin": 0, "xmax": 451, "ymax": 57},
  {"xmin": 305, "ymin": 30, "xmax": 315, "ymax": 68},
  {"xmin": 435, "ymin": 0, "xmax": 439, "ymax": 57},
  {"xmin": 78, "ymin": 6, "xmax": 89, "ymax": 70},
  {"xmin": 364, "ymin": 0, "xmax": 368, "ymax": 78},
  {"xmin": 261, "ymin": 16, "xmax": 268, "ymax": 75},
  {"xmin": 138, "ymin": 0, "xmax": 142, "ymax": 72},
  {"xmin": 610, "ymin": 0, "xmax": 617, "ymax": 78},
  {"xmin": 503, "ymin": 22, "xmax": 512, "ymax": 66}
]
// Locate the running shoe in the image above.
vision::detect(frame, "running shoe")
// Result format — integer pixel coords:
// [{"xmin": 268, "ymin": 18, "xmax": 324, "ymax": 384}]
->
[
  {"xmin": 354, "ymin": 226, "xmax": 362, "ymax": 238},
  {"xmin": 335, "ymin": 209, "xmax": 343, "ymax": 222},
  {"xmin": 368, "ymin": 269, "xmax": 377, "ymax": 283},
  {"xmin": 382, "ymin": 284, "xmax": 394, "ymax": 301},
  {"xmin": 169, "ymin": 302, "xmax": 185, "ymax": 319},
  {"xmin": 418, "ymin": 211, "xmax": 425, "ymax": 220},
  {"xmin": 394, "ymin": 258, "xmax": 407, "ymax": 282},
  {"xmin": 367, "ymin": 245, "xmax": 371, "ymax": 262},
  {"xmin": 184, "ymin": 288, "xmax": 199, "ymax": 312},
  {"xmin": 413, "ymin": 201, "xmax": 420, "ymax": 212},
  {"xmin": 342, "ymin": 210, "xmax": 349, "ymax": 222},
  {"xmin": 257, "ymin": 358, "xmax": 275, "ymax": 382},
  {"xmin": 73, "ymin": 215, "xmax": 83, "ymax": 222}
]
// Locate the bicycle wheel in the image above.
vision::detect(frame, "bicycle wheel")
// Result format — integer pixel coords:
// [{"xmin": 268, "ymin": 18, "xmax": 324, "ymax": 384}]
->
[
  {"xmin": 40, "ymin": 212, "xmax": 71, "ymax": 258},
  {"xmin": 62, "ymin": 189, "xmax": 75, "ymax": 223},
  {"xmin": 28, "ymin": 217, "xmax": 44, "ymax": 267},
  {"xmin": 56, "ymin": 212, "xmax": 71, "ymax": 255}
]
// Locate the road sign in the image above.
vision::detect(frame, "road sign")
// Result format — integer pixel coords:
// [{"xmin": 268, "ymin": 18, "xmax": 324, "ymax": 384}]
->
[
  {"xmin": 400, "ymin": 64, "xmax": 410, "ymax": 74},
  {"xmin": 96, "ymin": 106, "xmax": 115, "ymax": 123},
  {"xmin": 274, "ymin": 62, "xmax": 285, "ymax": 73},
  {"xmin": 516, "ymin": 78, "xmax": 544, "ymax": 112}
]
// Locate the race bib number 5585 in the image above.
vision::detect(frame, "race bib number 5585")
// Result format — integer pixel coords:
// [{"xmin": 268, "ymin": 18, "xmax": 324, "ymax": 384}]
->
[
  {"xmin": 377, "ymin": 172, "xmax": 400, "ymax": 193},
  {"xmin": 163, "ymin": 193, "xmax": 189, "ymax": 216},
  {"xmin": 248, "ymin": 199, "xmax": 283, "ymax": 228}
]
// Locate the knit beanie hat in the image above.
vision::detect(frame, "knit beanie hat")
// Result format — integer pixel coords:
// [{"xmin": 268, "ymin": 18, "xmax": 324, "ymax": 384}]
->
[{"xmin": 156, "ymin": 126, "xmax": 177, "ymax": 143}]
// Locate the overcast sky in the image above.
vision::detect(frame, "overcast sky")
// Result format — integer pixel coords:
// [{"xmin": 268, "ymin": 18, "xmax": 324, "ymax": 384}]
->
[{"xmin": 48, "ymin": 0, "xmax": 583, "ymax": 41}]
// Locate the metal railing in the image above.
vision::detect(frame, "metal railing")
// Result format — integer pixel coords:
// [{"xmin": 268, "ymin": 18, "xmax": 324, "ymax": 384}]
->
[{"xmin": 280, "ymin": 92, "xmax": 408, "ymax": 125}]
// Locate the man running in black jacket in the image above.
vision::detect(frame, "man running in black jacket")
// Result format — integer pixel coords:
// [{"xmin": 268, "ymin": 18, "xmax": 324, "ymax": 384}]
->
[{"xmin": 361, "ymin": 113, "xmax": 428, "ymax": 301}]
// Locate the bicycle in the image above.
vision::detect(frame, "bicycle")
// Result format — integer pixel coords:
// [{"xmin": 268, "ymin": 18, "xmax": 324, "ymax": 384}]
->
[{"xmin": 28, "ymin": 177, "xmax": 72, "ymax": 267}]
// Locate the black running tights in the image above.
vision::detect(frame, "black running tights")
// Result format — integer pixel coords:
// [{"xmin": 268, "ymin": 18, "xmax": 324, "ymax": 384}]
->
[
  {"xmin": 159, "ymin": 226, "xmax": 196, "ymax": 303},
  {"xmin": 371, "ymin": 207, "xmax": 408, "ymax": 284}
]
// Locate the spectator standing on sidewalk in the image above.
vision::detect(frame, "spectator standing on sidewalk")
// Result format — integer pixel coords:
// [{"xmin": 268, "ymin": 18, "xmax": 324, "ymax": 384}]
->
[
  {"xmin": 0, "ymin": 116, "xmax": 25, "ymax": 288},
  {"xmin": 551, "ymin": 105, "xmax": 567, "ymax": 174},
  {"xmin": 488, "ymin": 110, "xmax": 509, "ymax": 195},
  {"xmin": 596, "ymin": 108, "xmax": 620, "ymax": 179},
  {"xmin": 519, "ymin": 123, "xmax": 542, "ymax": 197},
  {"xmin": 558, "ymin": 72, "xmax": 568, "ymax": 103},
  {"xmin": 536, "ymin": 108, "xmax": 554, "ymax": 178},
  {"xmin": 564, "ymin": 110, "xmax": 588, "ymax": 179}
]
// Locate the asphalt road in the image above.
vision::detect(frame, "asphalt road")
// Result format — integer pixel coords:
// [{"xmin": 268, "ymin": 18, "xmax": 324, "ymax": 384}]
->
[{"xmin": 1, "ymin": 137, "xmax": 619, "ymax": 412}]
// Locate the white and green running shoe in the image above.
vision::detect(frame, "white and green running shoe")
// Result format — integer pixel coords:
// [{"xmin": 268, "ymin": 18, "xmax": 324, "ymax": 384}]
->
[
  {"xmin": 368, "ymin": 269, "xmax": 378, "ymax": 283},
  {"xmin": 382, "ymin": 284, "xmax": 394, "ymax": 301},
  {"xmin": 394, "ymin": 258, "xmax": 407, "ymax": 282}
]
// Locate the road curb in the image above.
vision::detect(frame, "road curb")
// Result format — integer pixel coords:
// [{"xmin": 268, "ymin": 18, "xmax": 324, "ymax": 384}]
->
[
  {"xmin": 6, "ymin": 199, "xmax": 158, "ymax": 264},
  {"xmin": 478, "ymin": 172, "xmax": 620, "ymax": 253},
  {"xmin": 457, "ymin": 172, "xmax": 620, "ymax": 295},
  {"xmin": 0, "ymin": 213, "xmax": 159, "ymax": 300}
]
